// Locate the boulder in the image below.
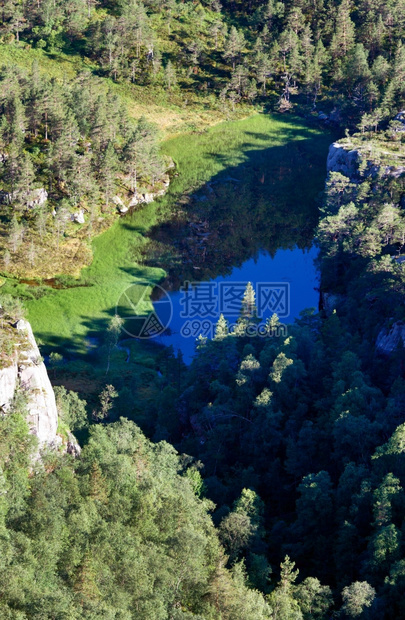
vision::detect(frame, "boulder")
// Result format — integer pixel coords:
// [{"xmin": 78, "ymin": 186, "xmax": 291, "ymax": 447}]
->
[
  {"xmin": 113, "ymin": 195, "xmax": 125, "ymax": 207},
  {"xmin": 327, "ymin": 142, "xmax": 360, "ymax": 177},
  {"xmin": 71, "ymin": 209, "xmax": 85, "ymax": 224},
  {"xmin": 66, "ymin": 430, "xmax": 81, "ymax": 457},
  {"xmin": 376, "ymin": 321, "xmax": 405, "ymax": 355},
  {"xmin": 385, "ymin": 165, "xmax": 405, "ymax": 179},
  {"xmin": 128, "ymin": 194, "xmax": 140, "ymax": 207},
  {"xmin": 143, "ymin": 193, "xmax": 155, "ymax": 204},
  {"xmin": 127, "ymin": 174, "xmax": 171, "ymax": 209},
  {"xmin": 329, "ymin": 107, "xmax": 342, "ymax": 124},
  {"xmin": 320, "ymin": 292, "xmax": 343, "ymax": 316},
  {"xmin": 129, "ymin": 192, "xmax": 155, "ymax": 206},
  {"xmin": 0, "ymin": 190, "xmax": 15, "ymax": 205},
  {"xmin": 113, "ymin": 196, "xmax": 129, "ymax": 213}
]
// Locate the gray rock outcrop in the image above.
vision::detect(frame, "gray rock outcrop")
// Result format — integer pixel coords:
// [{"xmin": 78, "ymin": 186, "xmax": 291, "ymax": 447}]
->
[
  {"xmin": 113, "ymin": 196, "xmax": 128, "ymax": 213},
  {"xmin": 128, "ymin": 174, "xmax": 171, "ymax": 208},
  {"xmin": 0, "ymin": 187, "xmax": 48, "ymax": 208},
  {"xmin": 0, "ymin": 320, "xmax": 82, "ymax": 455},
  {"xmin": 15, "ymin": 320, "xmax": 60, "ymax": 447},
  {"xmin": 0, "ymin": 320, "xmax": 61, "ymax": 449},
  {"xmin": 394, "ymin": 111, "xmax": 405, "ymax": 123},
  {"xmin": 376, "ymin": 321, "xmax": 405, "ymax": 355},
  {"xmin": 71, "ymin": 209, "xmax": 85, "ymax": 224},
  {"xmin": 27, "ymin": 188, "xmax": 48, "ymax": 208},
  {"xmin": 0, "ymin": 364, "xmax": 18, "ymax": 412},
  {"xmin": 327, "ymin": 142, "xmax": 360, "ymax": 176}
]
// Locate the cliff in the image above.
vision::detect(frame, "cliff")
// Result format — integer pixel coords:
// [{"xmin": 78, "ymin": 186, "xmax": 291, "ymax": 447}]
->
[
  {"xmin": 1, "ymin": 319, "xmax": 65, "ymax": 450},
  {"xmin": 327, "ymin": 142, "xmax": 360, "ymax": 177},
  {"xmin": 327, "ymin": 138, "xmax": 405, "ymax": 180},
  {"xmin": 323, "ymin": 133, "xmax": 405, "ymax": 357}
]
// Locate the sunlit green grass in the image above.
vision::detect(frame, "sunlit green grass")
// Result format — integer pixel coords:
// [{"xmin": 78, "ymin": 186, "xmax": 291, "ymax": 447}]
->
[{"xmin": 26, "ymin": 113, "xmax": 332, "ymax": 355}]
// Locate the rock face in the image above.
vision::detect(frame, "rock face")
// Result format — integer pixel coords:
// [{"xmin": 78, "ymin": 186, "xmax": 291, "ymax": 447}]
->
[
  {"xmin": 327, "ymin": 142, "xmax": 360, "ymax": 176},
  {"xmin": 319, "ymin": 292, "xmax": 344, "ymax": 316},
  {"xmin": 0, "ymin": 187, "xmax": 47, "ymax": 207},
  {"xmin": 327, "ymin": 140, "xmax": 405, "ymax": 181},
  {"xmin": 16, "ymin": 320, "xmax": 60, "ymax": 447},
  {"xmin": 394, "ymin": 111, "xmax": 405, "ymax": 123},
  {"xmin": 376, "ymin": 321, "xmax": 405, "ymax": 355},
  {"xmin": 0, "ymin": 364, "xmax": 18, "ymax": 411},
  {"xmin": 26, "ymin": 188, "xmax": 48, "ymax": 208},
  {"xmin": 0, "ymin": 320, "xmax": 59, "ymax": 448}
]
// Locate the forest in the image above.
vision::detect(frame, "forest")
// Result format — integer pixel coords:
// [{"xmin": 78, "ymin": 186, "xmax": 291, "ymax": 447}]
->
[{"xmin": 1, "ymin": 0, "xmax": 405, "ymax": 618}]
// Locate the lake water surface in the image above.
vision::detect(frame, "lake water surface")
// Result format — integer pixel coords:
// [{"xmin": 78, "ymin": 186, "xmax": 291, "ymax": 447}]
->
[{"xmin": 155, "ymin": 245, "xmax": 319, "ymax": 362}]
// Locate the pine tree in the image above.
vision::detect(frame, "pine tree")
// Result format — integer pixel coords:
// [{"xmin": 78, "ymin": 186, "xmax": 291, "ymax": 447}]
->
[
  {"xmin": 330, "ymin": 0, "xmax": 356, "ymax": 60},
  {"xmin": 100, "ymin": 140, "xmax": 118, "ymax": 206},
  {"xmin": 8, "ymin": 215, "xmax": 23, "ymax": 253},
  {"xmin": 214, "ymin": 314, "xmax": 229, "ymax": 340},
  {"xmin": 223, "ymin": 27, "xmax": 245, "ymax": 70},
  {"xmin": 18, "ymin": 153, "xmax": 35, "ymax": 203},
  {"xmin": 240, "ymin": 282, "xmax": 258, "ymax": 320},
  {"xmin": 164, "ymin": 60, "xmax": 177, "ymax": 91}
]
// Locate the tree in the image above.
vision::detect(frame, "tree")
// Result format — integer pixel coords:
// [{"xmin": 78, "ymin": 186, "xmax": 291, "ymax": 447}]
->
[
  {"xmin": 267, "ymin": 557, "xmax": 303, "ymax": 620},
  {"xmin": 27, "ymin": 241, "xmax": 37, "ymax": 267},
  {"xmin": 294, "ymin": 577, "xmax": 333, "ymax": 619},
  {"xmin": 330, "ymin": 0, "xmax": 356, "ymax": 60},
  {"xmin": 341, "ymin": 582, "xmax": 376, "ymax": 617},
  {"xmin": 214, "ymin": 314, "xmax": 229, "ymax": 340},
  {"xmin": 164, "ymin": 60, "xmax": 177, "ymax": 91},
  {"xmin": 219, "ymin": 510, "xmax": 254, "ymax": 563},
  {"xmin": 18, "ymin": 153, "xmax": 35, "ymax": 203},
  {"xmin": 240, "ymin": 282, "xmax": 258, "ymax": 320},
  {"xmin": 3, "ymin": 249, "xmax": 11, "ymax": 272},
  {"xmin": 100, "ymin": 140, "xmax": 118, "ymax": 206},
  {"xmin": 223, "ymin": 27, "xmax": 245, "ymax": 70},
  {"xmin": 93, "ymin": 384, "xmax": 118, "ymax": 421},
  {"xmin": 54, "ymin": 206, "xmax": 70, "ymax": 250},
  {"xmin": 105, "ymin": 314, "xmax": 123, "ymax": 374},
  {"xmin": 54, "ymin": 385, "xmax": 88, "ymax": 431},
  {"xmin": 8, "ymin": 215, "xmax": 24, "ymax": 253}
]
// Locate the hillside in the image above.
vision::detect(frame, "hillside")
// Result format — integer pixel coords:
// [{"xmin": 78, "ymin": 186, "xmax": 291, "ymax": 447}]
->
[{"xmin": 1, "ymin": 0, "xmax": 405, "ymax": 618}]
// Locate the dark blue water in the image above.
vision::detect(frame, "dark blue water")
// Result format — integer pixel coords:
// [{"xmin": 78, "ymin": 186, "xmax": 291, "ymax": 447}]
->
[{"xmin": 154, "ymin": 246, "xmax": 319, "ymax": 363}]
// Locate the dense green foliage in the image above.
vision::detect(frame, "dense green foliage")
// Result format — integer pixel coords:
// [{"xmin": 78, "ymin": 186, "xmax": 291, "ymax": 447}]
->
[
  {"xmin": 1, "ymin": 0, "xmax": 405, "ymax": 125},
  {"xmin": 148, "ymin": 137, "xmax": 405, "ymax": 618},
  {"xmin": 2, "ymin": 0, "xmax": 405, "ymax": 618},
  {"xmin": 0, "ymin": 403, "xmax": 275, "ymax": 618},
  {"xmin": 0, "ymin": 62, "xmax": 166, "ymax": 276}
]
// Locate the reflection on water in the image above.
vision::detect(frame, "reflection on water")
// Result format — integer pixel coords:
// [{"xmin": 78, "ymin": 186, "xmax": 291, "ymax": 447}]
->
[{"xmin": 154, "ymin": 246, "xmax": 319, "ymax": 363}]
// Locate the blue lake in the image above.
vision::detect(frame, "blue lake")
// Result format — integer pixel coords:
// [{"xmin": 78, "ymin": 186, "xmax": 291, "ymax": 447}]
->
[{"xmin": 154, "ymin": 245, "xmax": 319, "ymax": 363}]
